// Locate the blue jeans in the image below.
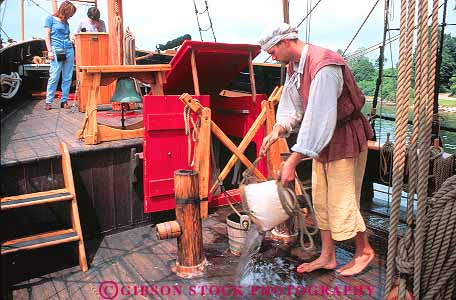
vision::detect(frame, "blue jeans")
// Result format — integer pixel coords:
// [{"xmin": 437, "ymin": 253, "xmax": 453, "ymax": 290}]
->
[{"xmin": 46, "ymin": 47, "xmax": 74, "ymax": 104}]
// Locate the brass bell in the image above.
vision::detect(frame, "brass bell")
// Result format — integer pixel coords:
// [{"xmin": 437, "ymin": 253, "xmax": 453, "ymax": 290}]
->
[
  {"xmin": 110, "ymin": 77, "xmax": 142, "ymax": 103},
  {"xmin": 110, "ymin": 77, "xmax": 142, "ymax": 129}
]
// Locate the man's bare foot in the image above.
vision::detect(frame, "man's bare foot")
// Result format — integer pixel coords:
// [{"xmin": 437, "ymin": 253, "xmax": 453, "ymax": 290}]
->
[
  {"xmin": 337, "ymin": 250, "xmax": 375, "ymax": 276},
  {"xmin": 296, "ymin": 256, "xmax": 337, "ymax": 273}
]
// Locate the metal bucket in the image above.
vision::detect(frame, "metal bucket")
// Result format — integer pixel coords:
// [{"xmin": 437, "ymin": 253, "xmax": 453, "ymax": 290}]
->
[
  {"xmin": 226, "ymin": 212, "xmax": 250, "ymax": 256},
  {"xmin": 240, "ymin": 180, "xmax": 293, "ymax": 232}
]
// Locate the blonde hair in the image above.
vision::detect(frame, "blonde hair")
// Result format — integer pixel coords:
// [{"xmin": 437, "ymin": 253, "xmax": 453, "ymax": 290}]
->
[{"xmin": 54, "ymin": 1, "xmax": 77, "ymax": 22}]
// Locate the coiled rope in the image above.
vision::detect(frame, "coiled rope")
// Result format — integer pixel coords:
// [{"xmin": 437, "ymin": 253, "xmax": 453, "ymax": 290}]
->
[
  {"xmin": 0, "ymin": 72, "xmax": 22, "ymax": 100},
  {"xmin": 420, "ymin": 176, "xmax": 456, "ymax": 300},
  {"xmin": 432, "ymin": 152, "xmax": 454, "ymax": 192},
  {"xmin": 379, "ymin": 133, "xmax": 394, "ymax": 185},
  {"xmin": 183, "ymin": 100, "xmax": 200, "ymax": 167}
]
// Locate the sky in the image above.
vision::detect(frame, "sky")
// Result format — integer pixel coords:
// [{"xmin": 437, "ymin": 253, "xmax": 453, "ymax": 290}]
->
[{"xmin": 1, "ymin": 0, "xmax": 456, "ymax": 64}]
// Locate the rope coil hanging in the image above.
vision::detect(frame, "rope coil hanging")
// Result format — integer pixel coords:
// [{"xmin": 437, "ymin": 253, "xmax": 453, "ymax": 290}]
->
[{"xmin": 183, "ymin": 100, "xmax": 200, "ymax": 167}]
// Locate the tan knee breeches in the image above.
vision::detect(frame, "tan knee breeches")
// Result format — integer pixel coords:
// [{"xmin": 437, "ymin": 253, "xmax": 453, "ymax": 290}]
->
[{"xmin": 312, "ymin": 150, "xmax": 368, "ymax": 241}]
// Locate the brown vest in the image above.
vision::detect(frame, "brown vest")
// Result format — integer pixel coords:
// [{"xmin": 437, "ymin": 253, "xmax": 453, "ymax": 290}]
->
[{"xmin": 289, "ymin": 44, "xmax": 373, "ymax": 162}]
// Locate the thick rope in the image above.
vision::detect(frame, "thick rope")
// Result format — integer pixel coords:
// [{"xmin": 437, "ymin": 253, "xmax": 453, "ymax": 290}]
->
[
  {"xmin": 420, "ymin": 176, "xmax": 456, "ymax": 300},
  {"xmin": 183, "ymin": 103, "xmax": 200, "ymax": 167},
  {"xmin": 0, "ymin": 72, "xmax": 22, "ymax": 99},
  {"xmin": 432, "ymin": 154, "xmax": 454, "ymax": 191},
  {"xmin": 379, "ymin": 135, "xmax": 394, "ymax": 184},
  {"xmin": 414, "ymin": 0, "xmax": 437, "ymax": 296},
  {"xmin": 277, "ymin": 182, "xmax": 318, "ymax": 251},
  {"xmin": 386, "ymin": 0, "xmax": 416, "ymax": 292}
]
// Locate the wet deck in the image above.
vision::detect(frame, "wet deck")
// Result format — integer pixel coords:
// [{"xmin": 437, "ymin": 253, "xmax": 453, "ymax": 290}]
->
[
  {"xmin": 1, "ymin": 98, "xmax": 143, "ymax": 167},
  {"xmin": 2, "ymin": 206, "xmax": 388, "ymax": 300}
]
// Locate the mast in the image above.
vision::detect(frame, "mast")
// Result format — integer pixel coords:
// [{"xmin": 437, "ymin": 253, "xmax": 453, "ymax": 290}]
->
[
  {"xmin": 280, "ymin": 0, "xmax": 289, "ymax": 84},
  {"xmin": 52, "ymin": 0, "xmax": 57, "ymax": 13},
  {"xmin": 282, "ymin": 0, "xmax": 289, "ymax": 24},
  {"xmin": 431, "ymin": 0, "xmax": 448, "ymax": 142},
  {"xmin": 372, "ymin": 0, "xmax": 390, "ymax": 113},
  {"xmin": 20, "ymin": 0, "xmax": 24, "ymax": 41},
  {"xmin": 107, "ymin": 0, "xmax": 124, "ymax": 65}
]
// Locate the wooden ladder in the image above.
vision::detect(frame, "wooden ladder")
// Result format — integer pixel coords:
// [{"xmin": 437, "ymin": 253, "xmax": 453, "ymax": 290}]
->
[{"xmin": 1, "ymin": 142, "xmax": 88, "ymax": 272}]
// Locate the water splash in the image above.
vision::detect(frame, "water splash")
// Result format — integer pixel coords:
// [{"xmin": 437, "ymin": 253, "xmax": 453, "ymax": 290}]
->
[{"xmin": 236, "ymin": 224, "xmax": 304, "ymax": 288}]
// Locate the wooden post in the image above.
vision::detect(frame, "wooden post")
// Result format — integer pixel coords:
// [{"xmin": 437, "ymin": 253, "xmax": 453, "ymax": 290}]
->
[
  {"xmin": 107, "ymin": 0, "xmax": 124, "ymax": 65},
  {"xmin": 52, "ymin": 0, "xmax": 58, "ymax": 13},
  {"xmin": 248, "ymin": 51, "xmax": 257, "ymax": 103},
  {"xmin": 196, "ymin": 108, "xmax": 211, "ymax": 218},
  {"xmin": 174, "ymin": 170, "xmax": 206, "ymax": 277},
  {"xmin": 190, "ymin": 49, "xmax": 200, "ymax": 95},
  {"xmin": 20, "ymin": 0, "xmax": 25, "ymax": 41}
]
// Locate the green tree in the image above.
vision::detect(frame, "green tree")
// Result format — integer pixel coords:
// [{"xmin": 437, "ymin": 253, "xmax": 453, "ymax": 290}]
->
[
  {"xmin": 381, "ymin": 68, "xmax": 398, "ymax": 101},
  {"xmin": 439, "ymin": 33, "xmax": 456, "ymax": 92},
  {"xmin": 346, "ymin": 49, "xmax": 377, "ymax": 97},
  {"xmin": 348, "ymin": 55, "xmax": 377, "ymax": 82},
  {"xmin": 449, "ymin": 72, "xmax": 456, "ymax": 97}
]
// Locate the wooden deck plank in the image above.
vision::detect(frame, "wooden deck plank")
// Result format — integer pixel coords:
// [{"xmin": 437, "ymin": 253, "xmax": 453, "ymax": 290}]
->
[
  {"xmin": 3, "ymin": 206, "xmax": 387, "ymax": 299},
  {"xmin": 1, "ymin": 99, "xmax": 143, "ymax": 167}
]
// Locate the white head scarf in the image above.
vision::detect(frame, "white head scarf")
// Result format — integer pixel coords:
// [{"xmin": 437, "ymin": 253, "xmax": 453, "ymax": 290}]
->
[{"xmin": 259, "ymin": 23, "xmax": 299, "ymax": 51}]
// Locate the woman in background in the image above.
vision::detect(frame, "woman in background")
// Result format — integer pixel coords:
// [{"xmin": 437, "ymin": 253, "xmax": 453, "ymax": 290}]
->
[
  {"xmin": 44, "ymin": 0, "xmax": 76, "ymax": 110},
  {"xmin": 76, "ymin": 7, "xmax": 106, "ymax": 33}
]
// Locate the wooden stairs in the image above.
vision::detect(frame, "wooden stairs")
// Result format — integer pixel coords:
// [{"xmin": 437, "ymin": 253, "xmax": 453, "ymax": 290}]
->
[{"xmin": 1, "ymin": 143, "xmax": 88, "ymax": 272}]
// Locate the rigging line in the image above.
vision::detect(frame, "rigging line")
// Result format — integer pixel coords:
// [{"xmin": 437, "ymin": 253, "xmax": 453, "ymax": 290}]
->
[
  {"xmin": 192, "ymin": 0, "xmax": 204, "ymax": 41},
  {"xmin": 0, "ymin": 0, "xmax": 7, "ymax": 30},
  {"xmin": 27, "ymin": 0, "xmax": 52, "ymax": 15},
  {"xmin": 295, "ymin": 0, "xmax": 323, "ymax": 28},
  {"xmin": 346, "ymin": 34, "xmax": 400, "ymax": 61},
  {"xmin": 346, "ymin": 2, "xmax": 444, "ymax": 61},
  {"xmin": 205, "ymin": 0, "xmax": 216, "ymax": 42},
  {"xmin": 343, "ymin": 0, "xmax": 380, "ymax": 55},
  {"xmin": 387, "ymin": 20, "xmax": 395, "ymax": 76},
  {"xmin": 307, "ymin": 0, "xmax": 312, "ymax": 43},
  {"xmin": 372, "ymin": 0, "xmax": 390, "ymax": 110},
  {"xmin": 1, "ymin": 27, "xmax": 11, "ymax": 39}
]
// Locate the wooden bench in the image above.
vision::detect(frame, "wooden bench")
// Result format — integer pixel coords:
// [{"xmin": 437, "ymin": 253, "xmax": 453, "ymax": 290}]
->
[{"xmin": 1, "ymin": 142, "xmax": 88, "ymax": 272}]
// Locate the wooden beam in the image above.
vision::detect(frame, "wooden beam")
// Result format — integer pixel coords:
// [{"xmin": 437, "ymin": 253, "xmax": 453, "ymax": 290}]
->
[
  {"xmin": 196, "ymin": 108, "xmax": 211, "ymax": 218},
  {"xmin": 20, "ymin": 0, "xmax": 24, "ymax": 41},
  {"xmin": 210, "ymin": 103, "xmax": 267, "ymax": 193},
  {"xmin": 52, "ymin": 0, "xmax": 57, "ymax": 13},
  {"xmin": 248, "ymin": 51, "xmax": 257, "ymax": 103},
  {"xmin": 191, "ymin": 49, "xmax": 200, "ymax": 95},
  {"xmin": 211, "ymin": 122, "xmax": 266, "ymax": 181},
  {"xmin": 107, "ymin": 0, "xmax": 123, "ymax": 65}
]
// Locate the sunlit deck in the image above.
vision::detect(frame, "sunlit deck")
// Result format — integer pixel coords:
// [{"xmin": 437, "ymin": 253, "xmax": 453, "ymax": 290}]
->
[{"xmin": 2, "ymin": 205, "xmax": 388, "ymax": 300}]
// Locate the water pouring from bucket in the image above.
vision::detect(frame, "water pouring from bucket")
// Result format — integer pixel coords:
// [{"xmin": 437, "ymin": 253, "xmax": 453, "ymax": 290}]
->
[{"xmin": 239, "ymin": 177, "xmax": 318, "ymax": 251}]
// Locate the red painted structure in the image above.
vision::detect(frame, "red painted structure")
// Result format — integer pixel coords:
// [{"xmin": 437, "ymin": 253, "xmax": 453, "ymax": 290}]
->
[{"xmin": 143, "ymin": 41, "xmax": 267, "ymax": 213}]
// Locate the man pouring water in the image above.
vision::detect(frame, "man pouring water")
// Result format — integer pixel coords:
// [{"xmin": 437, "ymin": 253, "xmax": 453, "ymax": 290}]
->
[{"xmin": 259, "ymin": 23, "xmax": 375, "ymax": 276}]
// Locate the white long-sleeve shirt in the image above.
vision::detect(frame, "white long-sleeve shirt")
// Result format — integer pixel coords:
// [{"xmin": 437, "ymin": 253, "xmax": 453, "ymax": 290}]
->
[{"xmin": 275, "ymin": 44, "xmax": 344, "ymax": 158}]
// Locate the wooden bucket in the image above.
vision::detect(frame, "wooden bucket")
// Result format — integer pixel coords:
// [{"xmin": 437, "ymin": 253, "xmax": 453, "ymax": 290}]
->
[
  {"xmin": 156, "ymin": 220, "xmax": 181, "ymax": 240},
  {"xmin": 226, "ymin": 212, "xmax": 250, "ymax": 256}
]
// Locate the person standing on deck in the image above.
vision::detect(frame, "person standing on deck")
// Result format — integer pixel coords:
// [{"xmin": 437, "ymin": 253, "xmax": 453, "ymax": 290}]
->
[
  {"xmin": 44, "ymin": 1, "xmax": 76, "ymax": 110},
  {"xmin": 259, "ymin": 23, "xmax": 375, "ymax": 276},
  {"xmin": 75, "ymin": 7, "xmax": 106, "ymax": 33}
]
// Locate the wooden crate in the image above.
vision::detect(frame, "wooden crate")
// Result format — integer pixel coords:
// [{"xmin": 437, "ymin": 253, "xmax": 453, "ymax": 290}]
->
[{"xmin": 74, "ymin": 33, "xmax": 114, "ymax": 112}]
